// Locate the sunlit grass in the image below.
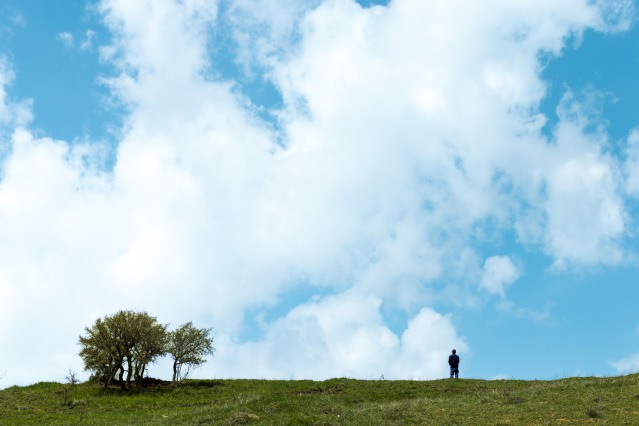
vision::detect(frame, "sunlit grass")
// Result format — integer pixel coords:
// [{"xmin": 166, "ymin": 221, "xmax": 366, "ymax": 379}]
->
[{"xmin": 1, "ymin": 374, "xmax": 638, "ymax": 424}]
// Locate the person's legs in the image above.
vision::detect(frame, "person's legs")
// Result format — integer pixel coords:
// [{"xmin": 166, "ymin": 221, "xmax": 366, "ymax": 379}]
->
[
  {"xmin": 450, "ymin": 367, "xmax": 455, "ymax": 378},
  {"xmin": 454, "ymin": 368, "xmax": 459, "ymax": 378}
]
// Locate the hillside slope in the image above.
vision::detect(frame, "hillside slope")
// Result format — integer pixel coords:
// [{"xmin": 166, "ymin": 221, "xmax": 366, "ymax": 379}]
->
[{"xmin": 1, "ymin": 375, "xmax": 638, "ymax": 425}]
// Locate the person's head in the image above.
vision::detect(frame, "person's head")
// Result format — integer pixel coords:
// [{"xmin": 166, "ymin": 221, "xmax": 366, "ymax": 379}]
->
[{"xmin": 452, "ymin": 349, "xmax": 456, "ymax": 354}]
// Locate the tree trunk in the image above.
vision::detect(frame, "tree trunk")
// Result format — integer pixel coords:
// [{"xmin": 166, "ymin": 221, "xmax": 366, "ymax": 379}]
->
[
  {"xmin": 105, "ymin": 364, "xmax": 119, "ymax": 388},
  {"xmin": 118, "ymin": 365, "xmax": 125, "ymax": 389},
  {"xmin": 125, "ymin": 359, "xmax": 133, "ymax": 389},
  {"xmin": 137, "ymin": 363, "xmax": 146, "ymax": 387},
  {"xmin": 172, "ymin": 360, "xmax": 178, "ymax": 384}
]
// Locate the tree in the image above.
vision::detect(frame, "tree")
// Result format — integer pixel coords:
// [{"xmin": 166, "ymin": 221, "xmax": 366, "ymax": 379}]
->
[
  {"xmin": 166, "ymin": 322, "xmax": 215, "ymax": 384},
  {"xmin": 78, "ymin": 315, "xmax": 125, "ymax": 388},
  {"xmin": 79, "ymin": 310, "xmax": 168, "ymax": 389},
  {"xmin": 122, "ymin": 311, "xmax": 167, "ymax": 388}
]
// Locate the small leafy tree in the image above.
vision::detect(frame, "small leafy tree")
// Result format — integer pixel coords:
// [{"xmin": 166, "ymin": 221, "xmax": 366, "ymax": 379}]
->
[
  {"xmin": 123, "ymin": 311, "xmax": 167, "ymax": 387},
  {"xmin": 78, "ymin": 315, "xmax": 124, "ymax": 387},
  {"xmin": 79, "ymin": 310, "xmax": 167, "ymax": 389},
  {"xmin": 166, "ymin": 322, "xmax": 215, "ymax": 383}
]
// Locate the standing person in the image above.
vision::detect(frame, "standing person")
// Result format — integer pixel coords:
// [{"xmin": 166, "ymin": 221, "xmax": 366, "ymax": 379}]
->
[{"xmin": 448, "ymin": 349, "xmax": 460, "ymax": 378}]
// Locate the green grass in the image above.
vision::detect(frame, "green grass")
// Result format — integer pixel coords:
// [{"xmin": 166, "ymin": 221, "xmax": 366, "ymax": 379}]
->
[{"xmin": 1, "ymin": 375, "xmax": 638, "ymax": 425}]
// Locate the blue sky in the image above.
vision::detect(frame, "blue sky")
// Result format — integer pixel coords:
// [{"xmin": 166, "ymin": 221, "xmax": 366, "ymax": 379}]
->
[{"xmin": 1, "ymin": 0, "xmax": 639, "ymax": 387}]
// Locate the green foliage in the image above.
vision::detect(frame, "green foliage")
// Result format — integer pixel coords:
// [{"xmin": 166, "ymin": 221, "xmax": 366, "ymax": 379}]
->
[
  {"xmin": 2, "ymin": 375, "xmax": 639, "ymax": 424},
  {"xmin": 78, "ymin": 310, "xmax": 167, "ymax": 389},
  {"xmin": 166, "ymin": 322, "xmax": 215, "ymax": 384}
]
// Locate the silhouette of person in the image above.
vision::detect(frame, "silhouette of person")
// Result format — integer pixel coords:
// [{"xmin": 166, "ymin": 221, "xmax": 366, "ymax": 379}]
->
[{"xmin": 448, "ymin": 349, "xmax": 460, "ymax": 378}]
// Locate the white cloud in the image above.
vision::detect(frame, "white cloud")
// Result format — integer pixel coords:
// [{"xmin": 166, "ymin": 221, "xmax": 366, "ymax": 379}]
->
[
  {"xmin": 610, "ymin": 354, "xmax": 639, "ymax": 375},
  {"xmin": 57, "ymin": 30, "xmax": 98, "ymax": 51},
  {"xmin": 0, "ymin": 58, "xmax": 31, "ymax": 135},
  {"xmin": 481, "ymin": 256, "xmax": 520, "ymax": 297},
  {"xmin": 57, "ymin": 31, "xmax": 74, "ymax": 48},
  {"xmin": 593, "ymin": 0, "xmax": 635, "ymax": 32},
  {"xmin": 538, "ymin": 94, "xmax": 626, "ymax": 267},
  {"xmin": 0, "ymin": 59, "xmax": 14, "ymax": 124},
  {"xmin": 623, "ymin": 128, "xmax": 639, "ymax": 195},
  {"xmin": 226, "ymin": 0, "xmax": 320, "ymax": 74},
  {"xmin": 0, "ymin": 0, "xmax": 636, "ymax": 386},
  {"xmin": 80, "ymin": 30, "xmax": 96, "ymax": 50},
  {"xmin": 209, "ymin": 293, "xmax": 467, "ymax": 380}
]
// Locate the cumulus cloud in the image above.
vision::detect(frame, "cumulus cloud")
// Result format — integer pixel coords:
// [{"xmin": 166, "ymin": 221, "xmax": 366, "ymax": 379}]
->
[
  {"xmin": 210, "ymin": 293, "xmax": 467, "ymax": 380},
  {"xmin": 538, "ymin": 93, "xmax": 626, "ymax": 267},
  {"xmin": 0, "ymin": 0, "xmax": 636, "ymax": 386},
  {"xmin": 481, "ymin": 256, "xmax": 520, "ymax": 297}
]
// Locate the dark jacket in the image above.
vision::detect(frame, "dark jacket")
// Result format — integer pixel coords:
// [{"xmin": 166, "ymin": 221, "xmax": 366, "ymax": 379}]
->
[{"xmin": 448, "ymin": 354, "xmax": 460, "ymax": 368}]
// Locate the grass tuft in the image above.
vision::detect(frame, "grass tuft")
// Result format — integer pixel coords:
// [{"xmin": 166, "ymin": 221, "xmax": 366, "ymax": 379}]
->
[{"xmin": 587, "ymin": 405, "xmax": 602, "ymax": 419}]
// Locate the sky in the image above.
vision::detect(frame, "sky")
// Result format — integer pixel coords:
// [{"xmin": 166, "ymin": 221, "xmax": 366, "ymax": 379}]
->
[{"xmin": 0, "ymin": 0, "xmax": 639, "ymax": 388}]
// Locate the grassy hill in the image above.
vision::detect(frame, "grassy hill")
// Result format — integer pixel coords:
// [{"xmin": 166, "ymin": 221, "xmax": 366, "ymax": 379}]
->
[{"xmin": 1, "ymin": 374, "xmax": 638, "ymax": 425}]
